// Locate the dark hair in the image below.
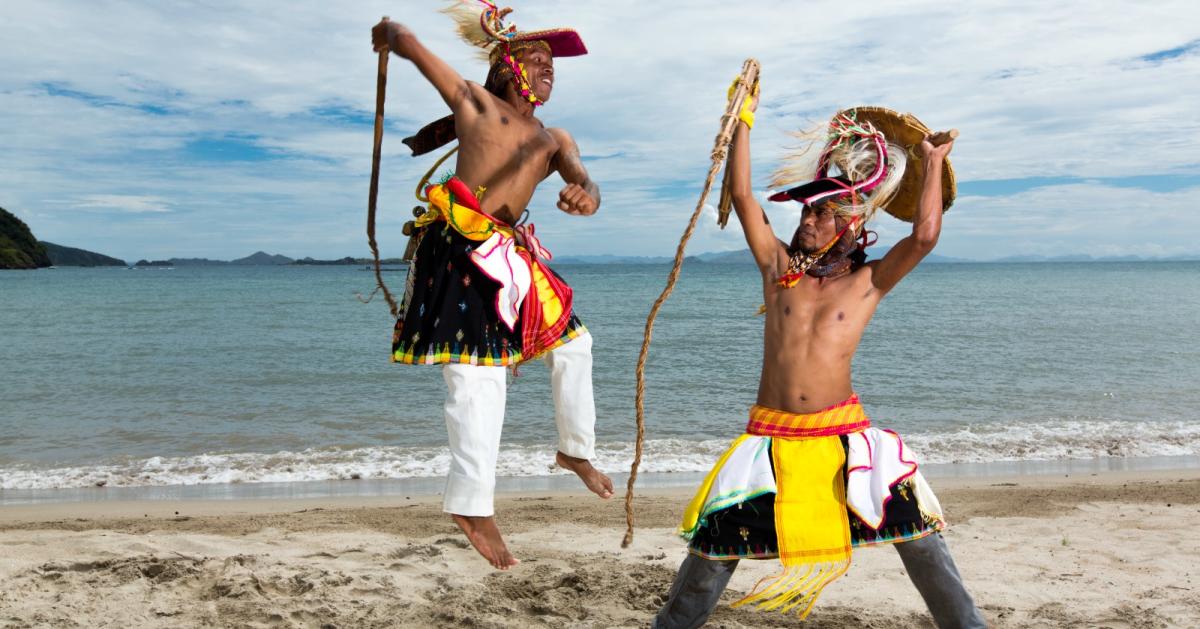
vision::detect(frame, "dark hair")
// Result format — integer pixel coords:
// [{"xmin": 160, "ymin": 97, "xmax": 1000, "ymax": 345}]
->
[{"xmin": 483, "ymin": 60, "xmax": 513, "ymax": 99}]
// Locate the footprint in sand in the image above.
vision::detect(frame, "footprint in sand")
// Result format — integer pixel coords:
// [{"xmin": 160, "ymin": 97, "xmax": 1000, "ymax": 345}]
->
[{"xmin": 389, "ymin": 544, "xmax": 445, "ymax": 560}]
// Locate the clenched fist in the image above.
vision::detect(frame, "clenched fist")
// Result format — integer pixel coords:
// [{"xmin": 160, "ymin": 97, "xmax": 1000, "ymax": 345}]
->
[{"xmin": 557, "ymin": 183, "xmax": 597, "ymax": 215}]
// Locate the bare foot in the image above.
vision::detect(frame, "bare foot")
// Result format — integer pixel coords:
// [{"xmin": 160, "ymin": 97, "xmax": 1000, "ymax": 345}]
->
[
  {"xmin": 450, "ymin": 514, "xmax": 519, "ymax": 570},
  {"xmin": 556, "ymin": 451, "xmax": 614, "ymax": 499}
]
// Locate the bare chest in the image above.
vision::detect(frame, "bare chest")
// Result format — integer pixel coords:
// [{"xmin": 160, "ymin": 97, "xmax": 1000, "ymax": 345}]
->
[
  {"xmin": 455, "ymin": 116, "xmax": 558, "ymax": 220},
  {"xmin": 764, "ymin": 279, "xmax": 875, "ymax": 351}
]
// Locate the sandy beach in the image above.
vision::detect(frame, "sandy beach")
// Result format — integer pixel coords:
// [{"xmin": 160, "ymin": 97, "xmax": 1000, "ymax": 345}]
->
[{"xmin": 1, "ymin": 469, "xmax": 1198, "ymax": 628}]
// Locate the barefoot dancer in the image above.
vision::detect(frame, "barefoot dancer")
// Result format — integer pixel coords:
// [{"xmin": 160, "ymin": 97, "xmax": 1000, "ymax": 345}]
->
[
  {"xmin": 371, "ymin": 2, "xmax": 612, "ymax": 570},
  {"xmin": 653, "ymin": 88, "xmax": 985, "ymax": 626}
]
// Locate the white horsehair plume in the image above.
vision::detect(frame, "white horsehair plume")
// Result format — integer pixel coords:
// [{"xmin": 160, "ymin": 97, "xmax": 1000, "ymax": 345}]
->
[
  {"xmin": 441, "ymin": 1, "xmax": 499, "ymax": 62},
  {"xmin": 770, "ymin": 123, "xmax": 908, "ymax": 224}
]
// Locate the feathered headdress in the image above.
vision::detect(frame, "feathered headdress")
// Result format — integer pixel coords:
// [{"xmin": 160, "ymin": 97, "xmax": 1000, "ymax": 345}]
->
[
  {"xmin": 769, "ymin": 107, "xmax": 956, "ymax": 223},
  {"xmin": 402, "ymin": 1, "xmax": 588, "ymax": 157},
  {"xmin": 440, "ymin": 1, "xmax": 587, "ymax": 66},
  {"xmin": 769, "ymin": 111, "xmax": 906, "ymax": 229}
]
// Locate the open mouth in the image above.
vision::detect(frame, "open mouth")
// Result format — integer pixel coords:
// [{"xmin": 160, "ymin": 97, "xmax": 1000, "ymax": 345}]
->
[{"xmin": 540, "ymin": 77, "xmax": 553, "ymax": 87}]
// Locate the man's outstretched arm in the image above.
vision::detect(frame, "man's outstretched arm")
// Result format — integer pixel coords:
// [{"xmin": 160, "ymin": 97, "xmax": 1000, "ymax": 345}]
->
[
  {"xmin": 373, "ymin": 18, "xmax": 474, "ymax": 114},
  {"xmin": 869, "ymin": 131, "xmax": 956, "ymax": 294},
  {"xmin": 729, "ymin": 102, "xmax": 784, "ymax": 275},
  {"xmin": 548, "ymin": 128, "xmax": 600, "ymax": 216}
]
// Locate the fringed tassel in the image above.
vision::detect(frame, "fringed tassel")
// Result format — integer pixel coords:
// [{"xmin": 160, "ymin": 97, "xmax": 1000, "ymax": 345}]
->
[{"xmin": 731, "ymin": 558, "xmax": 850, "ymax": 619}]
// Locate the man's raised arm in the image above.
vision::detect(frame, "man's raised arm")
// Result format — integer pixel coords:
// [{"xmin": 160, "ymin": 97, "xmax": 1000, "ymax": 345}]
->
[
  {"xmin": 869, "ymin": 131, "xmax": 956, "ymax": 294},
  {"xmin": 373, "ymin": 18, "xmax": 474, "ymax": 113},
  {"xmin": 729, "ymin": 96, "xmax": 784, "ymax": 275}
]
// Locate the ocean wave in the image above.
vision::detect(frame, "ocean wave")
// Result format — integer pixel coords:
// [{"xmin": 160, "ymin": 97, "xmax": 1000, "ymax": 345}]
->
[{"xmin": 2, "ymin": 420, "xmax": 1199, "ymax": 490}]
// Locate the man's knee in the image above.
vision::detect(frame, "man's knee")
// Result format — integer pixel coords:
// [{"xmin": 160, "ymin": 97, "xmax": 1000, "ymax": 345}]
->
[{"xmin": 897, "ymin": 532, "xmax": 946, "ymax": 560}]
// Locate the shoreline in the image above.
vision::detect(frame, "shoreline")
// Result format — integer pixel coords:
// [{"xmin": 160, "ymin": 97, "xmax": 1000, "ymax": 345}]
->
[
  {"xmin": 3, "ymin": 465, "xmax": 1199, "ymax": 526},
  {"xmin": 1, "ymin": 468, "xmax": 1197, "ymax": 627},
  {"xmin": 3, "ymin": 453, "xmax": 1198, "ymax": 507}
]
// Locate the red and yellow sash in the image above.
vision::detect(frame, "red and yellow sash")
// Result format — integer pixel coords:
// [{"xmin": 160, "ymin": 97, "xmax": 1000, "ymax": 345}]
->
[
  {"xmin": 746, "ymin": 394, "xmax": 869, "ymax": 437},
  {"xmin": 418, "ymin": 178, "xmax": 573, "ymax": 361}
]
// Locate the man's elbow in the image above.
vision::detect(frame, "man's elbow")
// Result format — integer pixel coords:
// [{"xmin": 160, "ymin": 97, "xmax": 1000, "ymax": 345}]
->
[
  {"xmin": 913, "ymin": 232, "xmax": 939, "ymax": 251},
  {"xmin": 392, "ymin": 31, "xmax": 419, "ymax": 59},
  {"xmin": 731, "ymin": 191, "xmax": 757, "ymax": 211}
]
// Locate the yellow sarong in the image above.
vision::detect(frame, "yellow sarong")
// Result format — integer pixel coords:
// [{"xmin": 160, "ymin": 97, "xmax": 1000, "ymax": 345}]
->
[{"xmin": 680, "ymin": 398, "xmax": 866, "ymax": 618}]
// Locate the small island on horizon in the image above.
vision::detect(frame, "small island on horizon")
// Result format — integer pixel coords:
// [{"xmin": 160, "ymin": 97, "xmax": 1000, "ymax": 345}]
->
[{"xmin": 5, "ymin": 206, "xmax": 1198, "ymax": 270}]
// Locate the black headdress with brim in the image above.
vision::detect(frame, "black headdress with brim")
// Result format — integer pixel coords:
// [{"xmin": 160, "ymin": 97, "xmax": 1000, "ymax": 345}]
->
[{"xmin": 768, "ymin": 175, "xmax": 854, "ymax": 207}]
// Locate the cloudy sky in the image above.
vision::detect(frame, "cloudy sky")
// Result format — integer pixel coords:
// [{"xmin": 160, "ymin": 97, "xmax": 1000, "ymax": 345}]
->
[{"xmin": 2, "ymin": 1, "xmax": 1198, "ymax": 262}]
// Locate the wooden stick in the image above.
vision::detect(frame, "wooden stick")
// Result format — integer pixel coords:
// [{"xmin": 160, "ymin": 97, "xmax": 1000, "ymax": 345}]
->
[
  {"xmin": 366, "ymin": 40, "xmax": 400, "ymax": 318},
  {"xmin": 928, "ymin": 129, "xmax": 959, "ymax": 146},
  {"xmin": 716, "ymin": 69, "xmax": 759, "ymax": 229},
  {"xmin": 623, "ymin": 59, "xmax": 760, "ymax": 548}
]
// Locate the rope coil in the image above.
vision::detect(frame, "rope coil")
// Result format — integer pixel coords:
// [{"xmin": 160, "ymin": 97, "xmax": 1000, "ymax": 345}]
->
[{"xmin": 623, "ymin": 58, "xmax": 760, "ymax": 548}]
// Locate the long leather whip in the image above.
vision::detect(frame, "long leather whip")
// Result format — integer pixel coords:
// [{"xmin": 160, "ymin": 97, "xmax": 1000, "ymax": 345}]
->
[{"xmin": 365, "ymin": 26, "xmax": 400, "ymax": 318}]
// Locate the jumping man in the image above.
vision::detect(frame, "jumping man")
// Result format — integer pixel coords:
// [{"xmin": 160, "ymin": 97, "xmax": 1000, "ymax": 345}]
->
[{"xmin": 372, "ymin": 2, "xmax": 612, "ymax": 571}]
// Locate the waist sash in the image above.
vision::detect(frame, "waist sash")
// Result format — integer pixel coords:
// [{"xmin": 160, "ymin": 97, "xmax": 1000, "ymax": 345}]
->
[
  {"xmin": 746, "ymin": 395, "xmax": 871, "ymax": 437},
  {"xmin": 418, "ymin": 178, "xmax": 573, "ymax": 361}
]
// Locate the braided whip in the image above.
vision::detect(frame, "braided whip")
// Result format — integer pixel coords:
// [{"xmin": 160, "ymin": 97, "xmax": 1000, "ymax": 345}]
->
[{"xmin": 623, "ymin": 58, "xmax": 760, "ymax": 548}]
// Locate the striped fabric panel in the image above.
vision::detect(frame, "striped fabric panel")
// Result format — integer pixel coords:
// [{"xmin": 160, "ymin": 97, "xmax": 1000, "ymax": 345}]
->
[
  {"xmin": 746, "ymin": 396, "xmax": 871, "ymax": 437},
  {"xmin": 777, "ymin": 544, "xmax": 854, "ymax": 561}
]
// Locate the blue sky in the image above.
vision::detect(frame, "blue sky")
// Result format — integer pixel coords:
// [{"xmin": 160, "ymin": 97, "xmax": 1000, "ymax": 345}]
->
[{"xmin": 2, "ymin": 1, "xmax": 1198, "ymax": 262}]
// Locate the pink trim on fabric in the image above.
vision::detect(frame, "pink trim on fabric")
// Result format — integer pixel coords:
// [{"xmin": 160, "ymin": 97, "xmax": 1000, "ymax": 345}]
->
[
  {"xmin": 747, "ymin": 420, "xmax": 871, "ymax": 438},
  {"xmin": 470, "ymin": 234, "xmax": 524, "ymax": 332},
  {"xmin": 844, "ymin": 429, "xmax": 919, "ymax": 531}
]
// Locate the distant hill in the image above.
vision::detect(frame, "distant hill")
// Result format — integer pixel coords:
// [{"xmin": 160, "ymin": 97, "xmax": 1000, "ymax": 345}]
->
[
  {"xmin": 680, "ymin": 248, "xmax": 970, "ymax": 264},
  {"xmin": 291, "ymin": 256, "xmax": 408, "ymax": 265},
  {"xmin": 0, "ymin": 207, "xmax": 52, "ymax": 269},
  {"xmin": 168, "ymin": 257, "xmax": 228, "ymax": 266},
  {"xmin": 554, "ymin": 254, "xmax": 674, "ymax": 265},
  {"xmin": 292, "ymin": 256, "xmax": 358, "ymax": 265},
  {"xmin": 230, "ymin": 251, "xmax": 293, "ymax": 265},
  {"xmin": 688, "ymin": 249, "xmax": 755, "ymax": 264},
  {"xmin": 155, "ymin": 252, "xmax": 295, "ymax": 266},
  {"xmin": 987, "ymin": 253, "xmax": 1200, "ymax": 263},
  {"xmin": 40, "ymin": 241, "xmax": 126, "ymax": 267}
]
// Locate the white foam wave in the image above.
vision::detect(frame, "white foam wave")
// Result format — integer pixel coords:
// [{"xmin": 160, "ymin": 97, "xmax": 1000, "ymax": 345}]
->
[
  {"xmin": 904, "ymin": 419, "xmax": 1200, "ymax": 464},
  {"xmin": 3, "ymin": 420, "xmax": 1199, "ymax": 490}
]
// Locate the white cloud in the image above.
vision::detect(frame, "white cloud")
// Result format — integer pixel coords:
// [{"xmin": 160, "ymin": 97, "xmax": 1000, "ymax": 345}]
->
[
  {"xmin": 1, "ymin": 0, "xmax": 1198, "ymax": 261},
  {"xmin": 76, "ymin": 194, "xmax": 172, "ymax": 213}
]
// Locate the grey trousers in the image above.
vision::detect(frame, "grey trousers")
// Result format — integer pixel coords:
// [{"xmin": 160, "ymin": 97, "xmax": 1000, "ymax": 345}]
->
[{"xmin": 652, "ymin": 533, "xmax": 987, "ymax": 629}]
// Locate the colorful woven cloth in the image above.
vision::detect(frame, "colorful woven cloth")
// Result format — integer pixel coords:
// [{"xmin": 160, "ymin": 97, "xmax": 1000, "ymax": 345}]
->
[
  {"xmin": 736, "ymin": 435, "xmax": 851, "ymax": 615},
  {"xmin": 681, "ymin": 396, "xmax": 946, "ymax": 619},
  {"xmin": 747, "ymin": 395, "xmax": 870, "ymax": 437},
  {"xmin": 392, "ymin": 177, "xmax": 583, "ymax": 365}
]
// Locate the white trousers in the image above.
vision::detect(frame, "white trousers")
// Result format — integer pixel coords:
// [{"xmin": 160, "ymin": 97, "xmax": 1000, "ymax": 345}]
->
[{"xmin": 442, "ymin": 332, "xmax": 597, "ymax": 516}]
